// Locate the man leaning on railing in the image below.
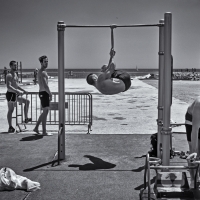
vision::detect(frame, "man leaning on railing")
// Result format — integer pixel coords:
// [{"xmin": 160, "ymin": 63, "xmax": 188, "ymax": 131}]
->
[{"xmin": 6, "ymin": 61, "xmax": 31, "ymax": 133}]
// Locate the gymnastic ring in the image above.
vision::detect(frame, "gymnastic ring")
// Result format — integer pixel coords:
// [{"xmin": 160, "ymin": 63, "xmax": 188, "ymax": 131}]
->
[{"xmin": 149, "ymin": 157, "xmax": 161, "ymax": 165}]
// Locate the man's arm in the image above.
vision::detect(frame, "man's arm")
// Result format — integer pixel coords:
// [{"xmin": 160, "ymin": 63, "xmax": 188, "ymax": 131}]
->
[
  {"xmin": 41, "ymin": 71, "xmax": 52, "ymax": 99},
  {"xmin": 99, "ymin": 62, "xmax": 116, "ymax": 81},
  {"xmin": 17, "ymin": 85, "xmax": 28, "ymax": 94},
  {"xmin": 6, "ymin": 74, "xmax": 23, "ymax": 94},
  {"xmin": 191, "ymin": 102, "xmax": 200, "ymax": 153},
  {"xmin": 104, "ymin": 62, "xmax": 116, "ymax": 79}
]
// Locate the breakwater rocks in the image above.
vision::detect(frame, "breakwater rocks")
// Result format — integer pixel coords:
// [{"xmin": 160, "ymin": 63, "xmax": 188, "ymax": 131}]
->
[
  {"xmin": 140, "ymin": 72, "xmax": 200, "ymax": 81},
  {"xmin": 173, "ymin": 72, "xmax": 200, "ymax": 80}
]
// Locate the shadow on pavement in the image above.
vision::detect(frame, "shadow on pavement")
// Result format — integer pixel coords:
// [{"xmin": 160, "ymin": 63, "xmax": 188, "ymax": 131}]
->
[
  {"xmin": 20, "ymin": 134, "xmax": 44, "ymax": 141},
  {"xmin": 0, "ymin": 131, "xmax": 9, "ymax": 134},
  {"xmin": 23, "ymin": 161, "xmax": 54, "ymax": 172},
  {"xmin": 134, "ymin": 176, "xmax": 156, "ymax": 190},
  {"xmin": 68, "ymin": 155, "xmax": 116, "ymax": 171}
]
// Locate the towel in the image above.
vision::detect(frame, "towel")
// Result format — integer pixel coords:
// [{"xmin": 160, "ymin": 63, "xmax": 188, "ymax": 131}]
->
[{"xmin": 0, "ymin": 167, "xmax": 41, "ymax": 192}]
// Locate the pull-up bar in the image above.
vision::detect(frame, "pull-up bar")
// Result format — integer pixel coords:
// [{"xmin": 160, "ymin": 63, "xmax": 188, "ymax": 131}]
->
[
  {"xmin": 64, "ymin": 24, "xmax": 162, "ymax": 28},
  {"xmin": 57, "ymin": 12, "xmax": 172, "ymax": 167}
]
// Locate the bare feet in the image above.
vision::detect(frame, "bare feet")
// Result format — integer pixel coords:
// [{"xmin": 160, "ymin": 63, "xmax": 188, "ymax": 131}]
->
[
  {"xmin": 33, "ymin": 128, "xmax": 40, "ymax": 134},
  {"xmin": 33, "ymin": 128, "xmax": 53, "ymax": 136},
  {"xmin": 42, "ymin": 133, "xmax": 53, "ymax": 136}
]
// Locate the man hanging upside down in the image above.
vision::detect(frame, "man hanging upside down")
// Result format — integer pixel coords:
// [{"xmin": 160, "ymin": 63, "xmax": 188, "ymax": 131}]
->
[{"xmin": 86, "ymin": 50, "xmax": 131, "ymax": 95}]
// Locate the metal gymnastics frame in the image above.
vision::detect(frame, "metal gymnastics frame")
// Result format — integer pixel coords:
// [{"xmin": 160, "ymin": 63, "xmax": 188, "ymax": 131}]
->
[{"xmin": 57, "ymin": 12, "xmax": 172, "ymax": 166}]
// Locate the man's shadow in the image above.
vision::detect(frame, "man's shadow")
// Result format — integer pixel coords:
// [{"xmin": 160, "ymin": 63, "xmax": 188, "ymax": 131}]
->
[
  {"xmin": 68, "ymin": 155, "xmax": 116, "ymax": 171},
  {"xmin": 0, "ymin": 132, "xmax": 9, "ymax": 134},
  {"xmin": 20, "ymin": 134, "xmax": 44, "ymax": 141}
]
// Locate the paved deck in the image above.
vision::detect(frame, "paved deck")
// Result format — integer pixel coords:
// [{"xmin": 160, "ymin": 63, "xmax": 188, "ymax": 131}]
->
[
  {"xmin": 1, "ymin": 132, "xmax": 198, "ymax": 200},
  {"xmin": 0, "ymin": 79, "xmax": 198, "ymax": 199}
]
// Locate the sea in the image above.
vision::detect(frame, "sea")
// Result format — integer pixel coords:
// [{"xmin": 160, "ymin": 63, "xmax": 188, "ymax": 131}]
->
[
  {"xmin": 1, "ymin": 68, "xmax": 200, "ymax": 104},
  {"xmin": 1, "ymin": 67, "xmax": 198, "ymax": 79},
  {"xmin": 3, "ymin": 68, "xmax": 159, "ymax": 77}
]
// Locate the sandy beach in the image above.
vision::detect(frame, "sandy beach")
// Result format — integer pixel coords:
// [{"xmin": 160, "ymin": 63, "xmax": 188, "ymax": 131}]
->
[{"xmin": 0, "ymin": 78, "xmax": 188, "ymax": 134}]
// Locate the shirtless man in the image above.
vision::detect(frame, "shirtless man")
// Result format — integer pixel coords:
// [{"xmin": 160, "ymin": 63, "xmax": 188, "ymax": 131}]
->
[
  {"xmin": 185, "ymin": 97, "xmax": 200, "ymax": 187},
  {"xmin": 86, "ymin": 50, "xmax": 131, "ymax": 95},
  {"xmin": 33, "ymin": 55, "xmax": 52, "ymax": 136},
  {"xmin": 6, "ymin": 61, "xmax": 31, "ymax": 133}
]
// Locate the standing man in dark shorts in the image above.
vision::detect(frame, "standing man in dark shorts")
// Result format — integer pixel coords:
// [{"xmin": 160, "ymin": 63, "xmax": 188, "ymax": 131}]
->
[
  {"xmin": 185, "ymin": 97, "xmax": 200, "ymax": 188},
  {"xmin": 33, "ymin": 55, "xmax": 52, "ymax": 136},
  {"xmin": 86, "ymin": 50, "xmax": 131, "ymax": 95},
  {"xmin": 6, "ymin": 61, "xmax": 31, "ymax": 133}
]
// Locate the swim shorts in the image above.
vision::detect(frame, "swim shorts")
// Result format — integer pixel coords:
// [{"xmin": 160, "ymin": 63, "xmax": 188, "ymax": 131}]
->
[
  {"xmin": 111, "ymin": 70, "xmax": 131, "ymax": 91},
  {"xmin": 185, "ymin": 112, "xmax": 192, "ymax": 122},
  {"xmin": 6, "ymin": 91, "xmax": 17, "ymax": 102},
  {"xmin": 39, "ymin": 91, "xmax": 50, "ymax": 108},
  {"xmin": 185, "ymin": 112, "xmax": 200, "ymax": 142}
]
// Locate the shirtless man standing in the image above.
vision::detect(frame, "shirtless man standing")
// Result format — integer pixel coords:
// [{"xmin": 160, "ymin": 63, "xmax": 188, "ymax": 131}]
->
[
  {"xmin": 33, "ymin": 55, "xmax": 52, "ymax": 136},
  {"xmin": 185, "ymin": 97, "xmax": 200, "ymax": 188},
  {"xmin": 6, "ymin": 61, "xmax": 31, "ymax": 132},
  {"xmin": 86, "ymin": 50, "xmax": 131, "ymax": 95}
]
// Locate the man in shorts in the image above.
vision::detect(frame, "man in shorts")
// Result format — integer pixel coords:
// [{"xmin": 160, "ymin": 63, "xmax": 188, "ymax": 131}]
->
[
  {"xmin": 33, "ymin": 55, "xmax": 52, "ymax": 136},
  {"xmin": 6, "ymin": 61, "xmax": 31, "ymax": 133},
  {"xmin": 86, "ymin": 50, "xmax": 131, "ymax": 95},
  {"xmin": 185, "ymin": 97, "xmax": 200, "ymax": 188}
]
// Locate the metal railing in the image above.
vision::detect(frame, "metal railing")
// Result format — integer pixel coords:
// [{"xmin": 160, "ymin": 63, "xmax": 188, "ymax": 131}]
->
[{"xmin": 15, "ymin": 92, "xmax": 92, "ymax": 134}]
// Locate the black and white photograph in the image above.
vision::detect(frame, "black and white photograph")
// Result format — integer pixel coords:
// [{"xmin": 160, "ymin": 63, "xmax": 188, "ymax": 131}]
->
[{"xmin": 0, "ymin": 0, "xmax": 200, "ymax": 199}]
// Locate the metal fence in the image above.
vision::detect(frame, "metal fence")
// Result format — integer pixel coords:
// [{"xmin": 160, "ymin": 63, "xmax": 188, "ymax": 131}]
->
[{"xmin": 15, "ymin": 92, "xmax": 92, "ymax": 134}]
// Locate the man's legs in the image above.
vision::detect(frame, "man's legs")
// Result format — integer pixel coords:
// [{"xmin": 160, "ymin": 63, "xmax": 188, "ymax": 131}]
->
[
  {"xmin": 33, "ymin": 112, "xmax": 43, "ymax": 133},
  {"xmin": 187, "ymin": 142, "xmax": 194, "ymax": 185},
  {"xmin": 187, "ymin": 141, "xmax": 200, "ymax": 188},
  {"xmin": 198, "ymin": 141, "xmax": 200, "ymax": 182},
  {"xmin": 7, "ymin": 102, "xmax": 15, "ymax": 131},
  {"xmin": 41, "ymin": 107, "xmax": 49, "ymax": 135},
  {"xmin": 33, "ymin": 107, "xmax": 51, "ymax": 135},
  {"xmin": 17, "ymin": 95, "xmax": 31, "ymax": 121}
]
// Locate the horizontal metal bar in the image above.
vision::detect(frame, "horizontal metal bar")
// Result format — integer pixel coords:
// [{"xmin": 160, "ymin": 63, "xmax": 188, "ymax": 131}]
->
[
  {"xmin": 65, "ymin": 24, "xmax": 161, "ymax": 28},
  {"xmin": 151, "ymin": 165, "xmax": 198, "ymax": 170},
  {"xmin": 1, "ymin": 92, "xmax": 93, "ymax": 95}
]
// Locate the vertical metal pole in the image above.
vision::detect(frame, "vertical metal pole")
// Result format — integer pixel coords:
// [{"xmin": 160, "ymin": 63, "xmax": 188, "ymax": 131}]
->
[
  {"xmin": 162, "ymin": 12, "xmax": 172, "ymax": 166},
  {"xmin": 20, "ymin": 62, "xmax": 22, "ymax": 83},
  {"xmin": 16, "ymin": 62, "xmax": 19, "ymax": 83},
  {"xmin": 58, "ymin": 21, "xmax": 66, "ymax": 160},
  {"xmin": 157, "ymin": 19, "xmax": 164, "ymax": 158}
]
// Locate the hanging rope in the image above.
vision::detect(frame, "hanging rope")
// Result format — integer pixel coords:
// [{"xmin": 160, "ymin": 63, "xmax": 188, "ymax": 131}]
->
[{"xmin": 108, "ymin": 24, "xmax": 117, "ymax": 65}]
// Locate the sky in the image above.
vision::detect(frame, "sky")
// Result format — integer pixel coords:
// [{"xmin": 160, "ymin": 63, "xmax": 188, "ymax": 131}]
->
[{"xmin": 0, "ymin": 0, "xmax": 200, "ymax": 69}]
